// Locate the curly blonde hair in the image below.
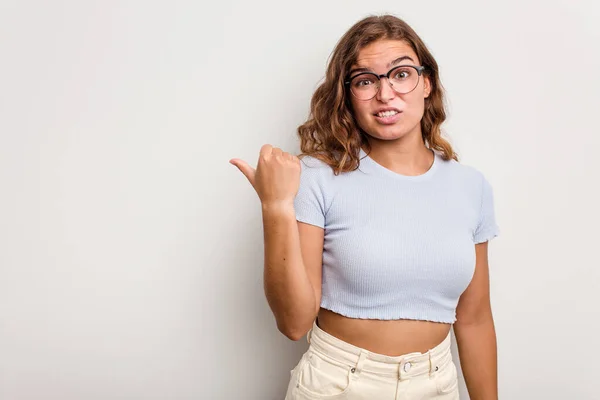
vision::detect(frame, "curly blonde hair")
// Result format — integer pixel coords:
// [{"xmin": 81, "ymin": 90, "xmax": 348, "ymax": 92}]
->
[{"xmin": 297, "ymin": 15, "xmax": 458, "ymax": 174}]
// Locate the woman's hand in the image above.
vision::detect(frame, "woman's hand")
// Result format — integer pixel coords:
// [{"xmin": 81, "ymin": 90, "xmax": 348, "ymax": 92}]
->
[{"xmin": 230, "ymin": 144, "xmax": 301, "ymax": 209}]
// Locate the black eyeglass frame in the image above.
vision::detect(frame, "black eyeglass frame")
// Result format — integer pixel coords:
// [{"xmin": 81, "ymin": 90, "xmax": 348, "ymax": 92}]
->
[{"xmin": 344, "ymin": 65, "xmax": 427, "ymax": 99}]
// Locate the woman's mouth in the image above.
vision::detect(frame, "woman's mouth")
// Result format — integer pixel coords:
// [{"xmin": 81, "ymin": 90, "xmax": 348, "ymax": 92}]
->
[{"xmin": 374, "ymin": 110, "xmax": 402, "ymax": 124}]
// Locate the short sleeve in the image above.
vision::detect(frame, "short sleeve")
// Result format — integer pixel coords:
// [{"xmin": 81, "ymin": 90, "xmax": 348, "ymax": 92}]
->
[
  {"xmin": 473, "ymin": 174, "xmax": 500, "ymax": 244},
  {"xmin": 293, "ymin": 157, "xmax": 330, "ymax": 228}
]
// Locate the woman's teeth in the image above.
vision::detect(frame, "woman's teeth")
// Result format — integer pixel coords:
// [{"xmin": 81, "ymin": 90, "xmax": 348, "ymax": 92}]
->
[{"xmin": 377, "ymin": 111, "xmax": 399, "ymax": 117}]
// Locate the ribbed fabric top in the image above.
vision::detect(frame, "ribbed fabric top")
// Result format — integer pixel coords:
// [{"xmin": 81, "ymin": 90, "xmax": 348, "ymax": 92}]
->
[{"xmin": 293, "ymin": 148, "xmax": 500, "ymax": 323}]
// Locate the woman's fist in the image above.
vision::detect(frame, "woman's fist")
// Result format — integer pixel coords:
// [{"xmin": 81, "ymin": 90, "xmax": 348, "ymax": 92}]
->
[{"xmin": 230, "ymin": 144, "xmax": 301, "ymax": 208}]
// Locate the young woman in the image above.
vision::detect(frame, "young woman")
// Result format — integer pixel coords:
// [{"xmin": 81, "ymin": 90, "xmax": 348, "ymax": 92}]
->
[{"xmin": 231, "ymin": 14, "xmax": 499, "ymax": 400}]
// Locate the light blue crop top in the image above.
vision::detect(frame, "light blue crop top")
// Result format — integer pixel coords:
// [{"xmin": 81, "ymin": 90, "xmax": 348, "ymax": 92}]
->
[{"xmin": 293, "ymin": 148, "xmax": 500, "ymax": 323}]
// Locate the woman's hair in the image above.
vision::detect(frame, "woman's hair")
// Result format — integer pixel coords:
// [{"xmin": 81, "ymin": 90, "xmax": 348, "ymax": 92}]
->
[{"xmin": 297, "ymin": 14, "xmax": 458, "ymax": 174}]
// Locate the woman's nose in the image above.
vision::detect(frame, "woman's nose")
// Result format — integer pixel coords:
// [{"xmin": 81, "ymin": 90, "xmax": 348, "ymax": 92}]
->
[{"xmin": 376, "ymin": 78, "xmax": 396, "ymax": 102}]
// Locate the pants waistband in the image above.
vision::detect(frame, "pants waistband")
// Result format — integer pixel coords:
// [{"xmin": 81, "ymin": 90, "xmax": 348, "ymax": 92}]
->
[{"xmin": 306, "ymin": 319, "xmax": 453, "ymax": 378}]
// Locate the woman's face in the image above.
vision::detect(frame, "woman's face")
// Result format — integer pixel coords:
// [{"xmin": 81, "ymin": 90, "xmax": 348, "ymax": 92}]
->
[{"xmin": 348, "ymin": 39, "xmax": 431, "ymax": 143}]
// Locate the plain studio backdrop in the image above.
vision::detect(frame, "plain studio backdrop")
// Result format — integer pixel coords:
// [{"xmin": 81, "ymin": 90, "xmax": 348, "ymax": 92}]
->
[{"xmin": 1, "ymin": 1, "xmax": 599, "ymax": 399}]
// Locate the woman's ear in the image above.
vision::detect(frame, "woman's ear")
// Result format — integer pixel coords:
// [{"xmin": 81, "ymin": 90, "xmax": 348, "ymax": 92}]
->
[{"xmin": 423, "ymin": 76, "xmax": 432, "ymax": 98}]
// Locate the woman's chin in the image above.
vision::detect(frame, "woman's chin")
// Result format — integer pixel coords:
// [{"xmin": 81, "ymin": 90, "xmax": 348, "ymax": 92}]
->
[{"xmin": 368, "ymin": 130, "xmax": 409, "ymax": 142}]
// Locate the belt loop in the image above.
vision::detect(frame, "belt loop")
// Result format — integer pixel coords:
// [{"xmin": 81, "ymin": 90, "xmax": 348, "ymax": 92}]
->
[
  {"xmin": 428, "ymin": 351, "xmax": 433, "ymax": 377},
  {"xmin": 351, "ymin": 350, "xmax": 368, "ymax": 378},
  {"xmin": 307, "ymin": 319, "xmax": 318, "ymax": 344}
]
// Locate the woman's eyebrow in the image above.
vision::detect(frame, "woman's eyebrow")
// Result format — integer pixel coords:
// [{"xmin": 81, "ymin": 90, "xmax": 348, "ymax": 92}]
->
[
  {"xmin": 348, "ymin": 66, "xmax": 370, "ymax": 76},
  {"xmin": 349, "ymin": 55, "xmax": 416, "ymax": 76},
  {"xmin": 389, "ymin": 55, "xmax": 415, "ymax": 66}
]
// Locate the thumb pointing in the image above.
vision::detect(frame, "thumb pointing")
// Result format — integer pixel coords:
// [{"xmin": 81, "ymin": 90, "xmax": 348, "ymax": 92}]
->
[{"xmin": 229, "ymin": 158, "xmax": 256, "ymax": 185}]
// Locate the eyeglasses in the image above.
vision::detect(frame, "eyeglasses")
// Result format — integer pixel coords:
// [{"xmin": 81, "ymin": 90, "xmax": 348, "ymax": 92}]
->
[{"xmin": 345, "ymin": 65, "xmax": 426, "ymax": 101}]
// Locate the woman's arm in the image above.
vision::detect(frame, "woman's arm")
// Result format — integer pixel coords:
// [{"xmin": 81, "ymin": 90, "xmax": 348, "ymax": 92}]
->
[
  {"xmin": 262, "ymin": 205, "xmax": 324, "ymax": 340},
  {"xmin": 454, "ymin": 241, "xmax": 498, "ymax": 400},
  {"xmin": 230, "ymin": 146, "xmax": 324, "ymax": 341}
]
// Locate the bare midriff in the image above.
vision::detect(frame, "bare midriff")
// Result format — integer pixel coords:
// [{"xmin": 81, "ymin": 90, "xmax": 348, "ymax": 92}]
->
[{"xmin": 316, "ymin": 308, "xmax": 452, "ymax": 357}]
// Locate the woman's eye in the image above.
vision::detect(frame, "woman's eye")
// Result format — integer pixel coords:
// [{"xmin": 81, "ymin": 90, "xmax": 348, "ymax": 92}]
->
[{"xmin": 394, "ymin": 71, "xmax": 409, "ymax": 79}]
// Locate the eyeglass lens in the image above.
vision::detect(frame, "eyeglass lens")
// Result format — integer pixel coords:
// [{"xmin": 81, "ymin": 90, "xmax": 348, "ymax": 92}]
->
[{"xmin": 349, "ymin": 66, "xmax": 420, "ymax": 100}]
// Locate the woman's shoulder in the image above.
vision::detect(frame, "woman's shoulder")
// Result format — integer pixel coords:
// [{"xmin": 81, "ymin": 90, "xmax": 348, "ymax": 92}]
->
[
  {"xmin": 436, "ymin": 155, "xmax": 497, "ymax": 199},
  {"xmin": 298, "ymin": 154, "xmax": 330, "ymax": 169},
  {"xmin": 439, "ymin": 154, "xmax": 487, "ymax": 182},
  {"xmin": 298, "ymin": 154, "xmax": 339, "ymax": 179}
]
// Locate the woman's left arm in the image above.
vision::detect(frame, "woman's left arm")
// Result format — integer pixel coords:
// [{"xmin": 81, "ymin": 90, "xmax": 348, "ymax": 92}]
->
[{"xmin": 454, "ymin": 241, "xmax": 498, "ymax": 400}]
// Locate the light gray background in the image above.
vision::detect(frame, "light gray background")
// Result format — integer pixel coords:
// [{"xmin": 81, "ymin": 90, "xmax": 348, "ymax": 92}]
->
[{"xmin": 1, "ymin": 1, "xmax": 599, "ymax": 399}]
